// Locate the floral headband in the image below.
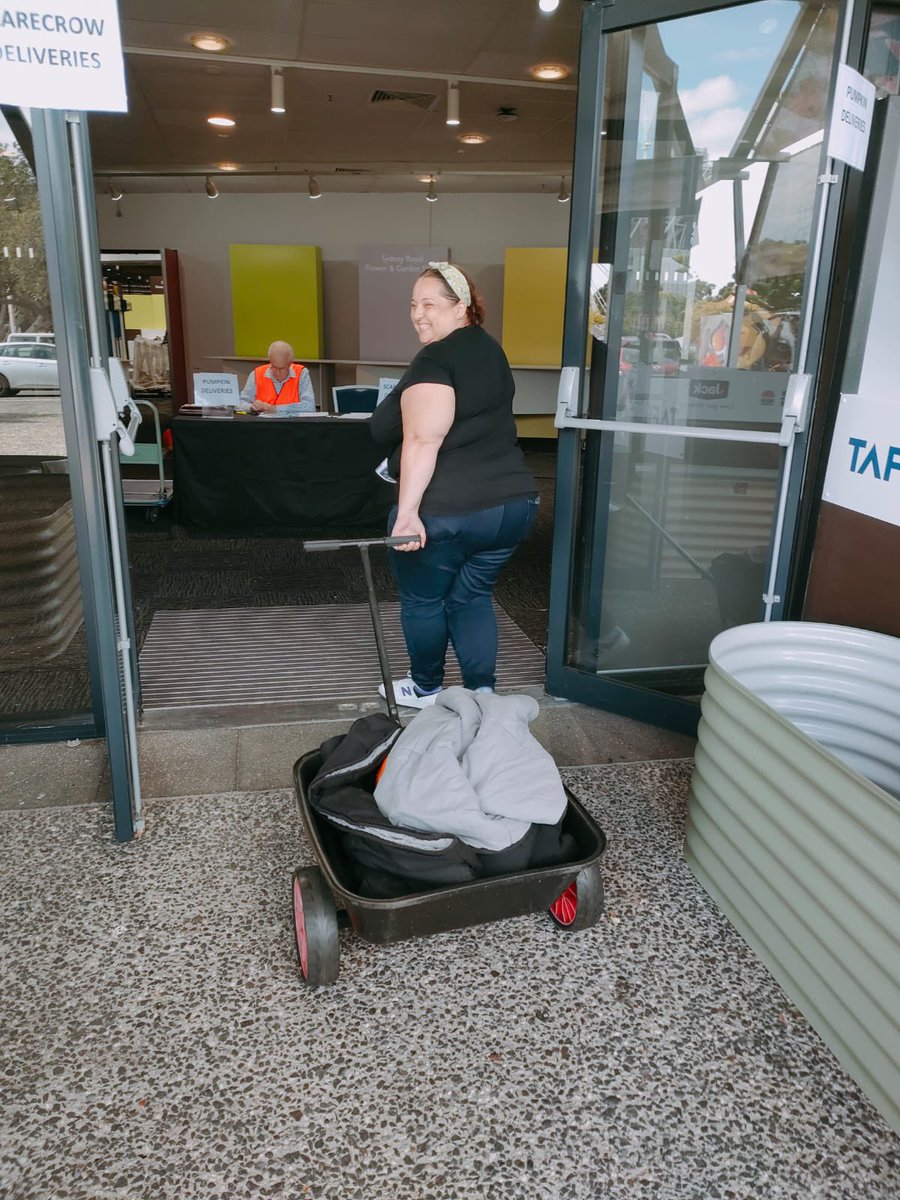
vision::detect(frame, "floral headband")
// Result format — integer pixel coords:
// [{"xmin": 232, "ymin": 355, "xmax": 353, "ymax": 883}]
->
[{"xmin": 428, "ymin": 261, "xmax": 471, "ymax": 308}]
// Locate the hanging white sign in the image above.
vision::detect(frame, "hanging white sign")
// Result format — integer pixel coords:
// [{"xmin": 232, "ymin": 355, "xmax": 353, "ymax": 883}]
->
[
  {"xmin": 827, "ymin": 64, "xmax": 876, "ymax": 172},
  {"xmin": 0, "ymin": 1, "xmax": 128, "ymax": 112},
  {"xmin": 822, "ymin": 395, "xmax": 900, "ymax": 527}
]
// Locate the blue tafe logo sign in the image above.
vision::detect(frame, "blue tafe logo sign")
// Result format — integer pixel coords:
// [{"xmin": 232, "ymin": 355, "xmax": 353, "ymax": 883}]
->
[{"xmin": 848, "ymin": 437, "xmax": 900, "ymax": 480}]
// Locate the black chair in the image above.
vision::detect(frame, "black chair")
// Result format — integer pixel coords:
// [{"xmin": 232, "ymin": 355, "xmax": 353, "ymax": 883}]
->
[{"xmin": 332, "ymin": 386, "xmax": 379, "ymax": 414}]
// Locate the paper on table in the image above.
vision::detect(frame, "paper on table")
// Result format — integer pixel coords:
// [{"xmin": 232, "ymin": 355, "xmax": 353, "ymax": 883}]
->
[{"xmin": 257, "ymin": 409, "xmax": 322, "ymax": 418}]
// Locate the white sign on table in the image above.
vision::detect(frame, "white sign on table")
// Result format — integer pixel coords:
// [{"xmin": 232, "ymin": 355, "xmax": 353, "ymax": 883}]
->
[
  {"xmin": 0, "ymin": 1, "xmax": 128, "ymax": 112},
  {"xmin": 377, "ymin": 376, "xmax": 401, "ymax": 405},
  {"xmin": 822, "ymin": 395, "xmax": 900, "ymax": 527},
  {"xmin": 827, "ymin": 64, "xmax": 876, "ymax": 172},
  {"xmin": 193, "ymin": 372, "xmax": 240, "ymax": 407}
]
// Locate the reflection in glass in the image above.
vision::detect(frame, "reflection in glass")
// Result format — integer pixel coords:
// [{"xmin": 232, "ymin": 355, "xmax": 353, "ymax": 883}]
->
[
  {"xmin": 569, "ymin": 1, "xmax": 838, "ymax": 696},
  {"xmin": 0, "ymin": 109, "xmax": 92, "ymax": 723},
  {"xmin": 864, "ymin": 5, "xmax": 900, "ymax": 95}
]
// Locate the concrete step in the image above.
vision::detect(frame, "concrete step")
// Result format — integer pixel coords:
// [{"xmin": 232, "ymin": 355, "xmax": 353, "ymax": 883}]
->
[{"xmin": 0, "ymin": 687, "xmax": 696, "ymax": 810}]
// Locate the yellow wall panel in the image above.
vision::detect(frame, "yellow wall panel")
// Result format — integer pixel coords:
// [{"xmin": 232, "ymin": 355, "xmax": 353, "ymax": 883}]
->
[
  {"xmin": 123, "ymin": 294, "xmax": 167, "ymax": 331},
  {"xmin": 501, "ymin": 248, "xmax": 567, "ymax": 366},
  {"xmin": 229, "ymin": 244, "xmax": 324, "ymax": 360},
  {"xmin": 515, "ymin": 415, "xmax": 558, "ymax": 440}
]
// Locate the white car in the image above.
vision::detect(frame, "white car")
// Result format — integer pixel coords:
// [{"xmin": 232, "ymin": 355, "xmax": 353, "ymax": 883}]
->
[
  {"xmin": 0, "ymin": 342, "xmax": 59, "ymax": 396},
  {"xmin": 6, "ymin": 332, "xmax": 55, "ymax": 344}
]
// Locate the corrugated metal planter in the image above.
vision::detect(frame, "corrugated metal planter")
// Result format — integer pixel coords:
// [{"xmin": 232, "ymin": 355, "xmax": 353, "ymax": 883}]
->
[{"xmin": 685, "ymin": 621, "xmax": 900, "ymax": 1133}]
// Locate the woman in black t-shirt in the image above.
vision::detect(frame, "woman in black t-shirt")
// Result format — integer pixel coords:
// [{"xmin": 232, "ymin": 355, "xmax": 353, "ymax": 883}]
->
[{"xmin": 370, "ymin": 262, "xmax": 538, "ymax": 710}]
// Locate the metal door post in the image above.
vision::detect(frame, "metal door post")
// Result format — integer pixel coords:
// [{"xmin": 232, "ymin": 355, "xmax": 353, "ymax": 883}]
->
[{"xmin": 31, "ymin": 108, "xmax": 135, "ymax": 842}]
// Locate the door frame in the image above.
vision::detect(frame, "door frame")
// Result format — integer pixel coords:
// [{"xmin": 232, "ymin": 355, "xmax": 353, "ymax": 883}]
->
[
  {"xmin": 546, "ymin": 0, "xmax": 872, "ymax": 733},
  {"xmin": 30, "ymin": 108, "xmax": 141, "ymax": 840}
]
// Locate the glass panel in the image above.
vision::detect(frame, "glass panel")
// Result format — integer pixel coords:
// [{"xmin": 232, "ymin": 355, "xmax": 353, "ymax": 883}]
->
[
  {"xmin": 587, "ymin": 1, "xmax": 838, "ymax": 430},
  {"xmin": 0, "ymin": 109, "xmax": 92, "ymax": 724},
  {"xmin": 567, "ymin": 0, "xmax": 838, "ymax": 695},
  {"xmin": 568, "ymin": 431, "xmax": 780, "ymax": 686}
]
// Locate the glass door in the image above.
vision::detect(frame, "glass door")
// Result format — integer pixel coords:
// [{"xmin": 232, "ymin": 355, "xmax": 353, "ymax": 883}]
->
[{"xmin": 548, "ymin": 0, "xmax": 847, "ymax": 732}]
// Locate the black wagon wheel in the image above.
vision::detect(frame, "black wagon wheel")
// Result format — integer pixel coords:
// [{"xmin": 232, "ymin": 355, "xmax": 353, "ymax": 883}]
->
[
  {"xmin": 292, "ymin": 866, "xmax": 340, "ymax": 987},
  {"xmin": 549, "ymin": 861, "xmax": 605, "ymax": 931}
]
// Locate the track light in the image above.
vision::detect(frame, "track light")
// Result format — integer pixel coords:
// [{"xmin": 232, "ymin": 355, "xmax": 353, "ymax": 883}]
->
[
  {"xmin": 538, "ymin": 0, "xmax": 560, "ymax": 12},
  {"xmin": 308, "ymin": 176, "xmax": 321, "ymax": 199},
  {"xmin": 205, "ymin": 176, "xmax": 219, "ymax": 198},
  {"xmin": 426, "ymin": 175, "xmax": 438, "ymax": 202},
  {"xmin": 107, "ymin": 180, "xmax": 122, "ymax": 202},
  {"xmin": 446, "ymin": 81, "xmax": 460, "ymax": 127},
  {"xmin": 557, "ymin": 175, "xmax": 570, "ymax": 203},
  {"xmin": 271, "ymin": 67, "xmax": 285, "ymax": 114}
]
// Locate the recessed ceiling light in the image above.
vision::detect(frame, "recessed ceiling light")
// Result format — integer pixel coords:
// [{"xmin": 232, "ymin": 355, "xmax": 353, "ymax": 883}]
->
[
  {"xmin": 417, "ymin": 174, "xmax": 433, "ymax": 183},
  {"xmin": 190, "ymin": 33, "xmax": 230, "ymax": 53},
  {"xmin": 530, "ymin": 63, "xmax": 570, "ymax": 81},
  {"xmin": 207, "ymin": 115, "xmax": 235, "ymax": 127},
  {"xmin": 459, "ymin": 133, "xmax": 488, "ymax": 145},
  {"xmin": 217, "ymin": 162, "xmax": 239, "ymax": 171}
]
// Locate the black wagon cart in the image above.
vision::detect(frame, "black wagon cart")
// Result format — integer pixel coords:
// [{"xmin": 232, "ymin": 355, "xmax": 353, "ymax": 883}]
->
[{"xmin": 291, "ymin": 535, "xmax": 607, "ymax": 987}]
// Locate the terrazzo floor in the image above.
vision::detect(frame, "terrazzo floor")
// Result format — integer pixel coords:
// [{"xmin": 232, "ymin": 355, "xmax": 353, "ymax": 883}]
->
[{"xmin": 1, "ymin": 761, "xmax": 897, "ymax": 1200}]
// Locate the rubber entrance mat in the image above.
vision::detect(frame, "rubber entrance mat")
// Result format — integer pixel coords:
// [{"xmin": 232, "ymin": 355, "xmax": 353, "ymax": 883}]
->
[{"xmin": 138, "ymin": 603, "xmax": 546, "ymax": 709}]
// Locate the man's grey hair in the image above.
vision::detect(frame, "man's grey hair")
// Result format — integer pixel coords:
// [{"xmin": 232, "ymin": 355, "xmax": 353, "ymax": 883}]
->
[{"xmin": 267, "ymin": 340, "xmax": 294, "ymax": 362}]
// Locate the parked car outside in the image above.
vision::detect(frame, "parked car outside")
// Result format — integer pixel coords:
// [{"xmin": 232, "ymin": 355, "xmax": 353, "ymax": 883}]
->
[
  {"xmin": 0, "ymin": 342, "xmax": 60, "ymax": 396},
  {"xmin": 617, "ymin": 332, "xmax": 682, "ymax": 415},
  {"xmin": 5, "ymin": 332, "xmax": 55, "ymax": 344},
  {"xmin": 763, "ymin": 312, "xmax": 800, "ymax": 372},
  {"xmin": 619, "ymin": 332, "xmax": 682, "ymax": 377}
]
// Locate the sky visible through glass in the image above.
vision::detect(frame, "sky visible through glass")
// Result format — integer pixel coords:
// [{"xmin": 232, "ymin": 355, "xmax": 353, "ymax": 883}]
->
[{"xmin": 658, "ymin": 0, "xmax": 805, "ymax": 159}]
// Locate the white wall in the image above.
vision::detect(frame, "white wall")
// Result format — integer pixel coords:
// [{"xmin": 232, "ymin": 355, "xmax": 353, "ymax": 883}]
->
[
  {"xmin": 96, "ymin": 192, "xmax": 571, "ymax": 377},
  {"xmin": 857, "ymin": 99, "xmax": 900, "ymax": 403}
]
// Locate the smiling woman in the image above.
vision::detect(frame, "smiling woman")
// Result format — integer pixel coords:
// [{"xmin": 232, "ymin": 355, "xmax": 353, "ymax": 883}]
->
[{"xmin": 369, "ymin": 262, "xmax": 539, "ymax": 709}]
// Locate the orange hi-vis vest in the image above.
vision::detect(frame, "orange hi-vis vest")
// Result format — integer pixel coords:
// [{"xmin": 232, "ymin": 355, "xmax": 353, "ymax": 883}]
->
[{"xmin": 253, "ymin": 362, "xmax": 307, "ymax": 405}]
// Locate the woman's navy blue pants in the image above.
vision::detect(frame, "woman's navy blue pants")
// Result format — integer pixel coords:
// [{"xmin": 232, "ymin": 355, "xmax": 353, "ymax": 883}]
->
[{"xmin": 389, "ymin": 497, "xmax": 538, "ymax": 692}]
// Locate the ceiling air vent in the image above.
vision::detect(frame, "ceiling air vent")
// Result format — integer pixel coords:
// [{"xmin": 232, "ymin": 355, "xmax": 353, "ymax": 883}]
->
[{"xmin": 369, "ymin": 89, "xmax": 436, "ymax": 111}]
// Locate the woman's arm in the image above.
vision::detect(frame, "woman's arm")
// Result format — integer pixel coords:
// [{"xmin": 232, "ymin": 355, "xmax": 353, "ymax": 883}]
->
[{"xmin": 392, "ymin": 382, "xmax": 455, "ymax": 550}]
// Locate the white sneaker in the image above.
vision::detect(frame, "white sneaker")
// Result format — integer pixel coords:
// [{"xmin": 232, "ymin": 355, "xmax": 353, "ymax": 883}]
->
[{"xmin": 378, "ymin": 677, "xmax": 441, "ymax": 709}]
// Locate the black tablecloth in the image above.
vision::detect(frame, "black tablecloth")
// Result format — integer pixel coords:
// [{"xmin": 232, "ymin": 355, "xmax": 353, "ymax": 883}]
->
[{"xmin": 172, "ymin": 416, "xmax": 393, "ymax": 529}]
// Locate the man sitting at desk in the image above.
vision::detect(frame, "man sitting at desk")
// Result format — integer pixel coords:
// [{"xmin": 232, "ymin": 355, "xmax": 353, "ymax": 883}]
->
[{"xmin": 240, "ymin": 341, "xmax": 316, "ymax": 413}]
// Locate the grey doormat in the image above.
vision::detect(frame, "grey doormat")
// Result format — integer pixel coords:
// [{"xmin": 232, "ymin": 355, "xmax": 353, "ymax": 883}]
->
[{"xmin": 138, "ymin": 602, "xmax": 546, "ymax": 709}]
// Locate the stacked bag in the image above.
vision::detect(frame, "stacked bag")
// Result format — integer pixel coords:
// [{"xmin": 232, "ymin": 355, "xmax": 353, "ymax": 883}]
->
[{"xmin": 308, "ymin": 688, "xmax": 576, "ymax": 898}]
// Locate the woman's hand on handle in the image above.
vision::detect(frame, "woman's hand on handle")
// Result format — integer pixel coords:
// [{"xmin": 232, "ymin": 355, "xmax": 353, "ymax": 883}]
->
[{"xmin": 391, "ymin": 510, "xmax": 426, "ymax": 551}]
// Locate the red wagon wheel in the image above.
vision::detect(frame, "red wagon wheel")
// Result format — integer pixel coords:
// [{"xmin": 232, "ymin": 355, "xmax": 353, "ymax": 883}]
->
[
  {"xmin": 549, "ymin": 862, "xmax": 605, "ymax": 931},
  {"xmin": 292, "ymin": 866, "xmax": 340, "ymax": 987}
]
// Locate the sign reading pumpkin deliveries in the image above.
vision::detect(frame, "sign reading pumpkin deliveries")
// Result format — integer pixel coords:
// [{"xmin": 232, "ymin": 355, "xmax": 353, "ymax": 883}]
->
[
  {"xmin": 827, "ymin": 64, "xmax": 876, "ymax": 172},
  {"xmin": 0, "ymin": 2, "xmax": 128, "ymax": 112}
]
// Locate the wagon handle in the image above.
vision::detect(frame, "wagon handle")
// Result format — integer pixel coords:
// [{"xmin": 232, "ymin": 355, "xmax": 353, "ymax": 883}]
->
[
  {"xmin": 303, "ymin": 535, "xmax": 420, "ymax": 552},
  {"xmin": 302, "ymin": 535, "xmax": 421, "ymax": 721}
]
